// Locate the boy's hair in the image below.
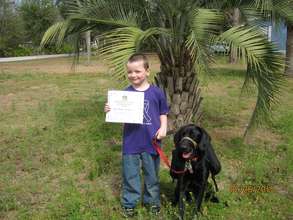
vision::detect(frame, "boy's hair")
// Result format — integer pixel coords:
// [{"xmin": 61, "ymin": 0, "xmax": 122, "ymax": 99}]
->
[{"xmin": 128, "ymin": 53, "xmax": 149, "ymax": 70}]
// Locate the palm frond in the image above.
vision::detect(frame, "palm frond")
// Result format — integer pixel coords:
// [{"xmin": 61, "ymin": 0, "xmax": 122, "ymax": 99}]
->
[
  {"xmin": 40, "ymin": 20, "xmax": 71, "ymax": 48},
  {"xmin": 254, "ymin": 0, "xmax": 293, "ymax": 23},
  {"xmin": 219, "ymin": 26, "xmax": 284, "ymax": 133},
  {"xmin": 186, "ymin": 9, "xmax": 223, "ymax": 75},
  {"xmin": 64, "ymin": 0, "xmax": 139, "ymax": 27},
  {"xmin": 186, "ymin": 31, "xmax": 212, "ymax": 76},
  {"xmin": 41, "ymin": 0, "xmax": 145, "ymax": 55},
  {"xmin": 189, "ymin": 8, "xmax": 223, "ymax": 40},
  {"xmin": 99, "ymin": 27, "xmax": 169, "ymax": 87},
  {"xmin": 272, "ymin": 0, "xmax": 293, "ymax": 23}
]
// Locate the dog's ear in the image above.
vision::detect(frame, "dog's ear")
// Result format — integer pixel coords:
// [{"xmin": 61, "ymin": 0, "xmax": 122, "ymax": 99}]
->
[
  {"xmin": 174, "ymin": 124, "xmax": 189, "ymax": 145},
  {"xmin": 198, "ymin": 127, "xmax": 221, "ymax": 175},
  {"xmin": 197, "ymin": 127, "xmax": 211, "ymax": 150}
]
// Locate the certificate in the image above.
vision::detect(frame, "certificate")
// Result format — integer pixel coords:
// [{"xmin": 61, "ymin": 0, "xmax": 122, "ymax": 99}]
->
[{"xmin": 106, "ymin": 90, "xmax": 144, "ymax": 124}]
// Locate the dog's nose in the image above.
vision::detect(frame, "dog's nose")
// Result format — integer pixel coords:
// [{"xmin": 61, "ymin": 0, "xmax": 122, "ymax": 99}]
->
[
  {"xmin": 181, "ymin": 144, "xmax": 188, "ymax": 149},
  {"xmin": 179, "ymin": 139, "xmax": 190, "ymax": 147},
  {"xmin": 180, "ymin": 144, "xmax": 189, "ymax": 151}
]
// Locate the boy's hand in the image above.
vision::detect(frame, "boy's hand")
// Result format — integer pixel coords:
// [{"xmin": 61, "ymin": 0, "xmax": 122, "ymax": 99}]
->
[
  {"xmin": 155, "ymin": 115, "xmax": 167, "ymax": 140},
  {"xmin": 155, "ymin": 126, "xmax": 167, "ymax": 140},
  {"xmin": 104, "ymin": 103, "xmax": 110, "ymax": 112}
]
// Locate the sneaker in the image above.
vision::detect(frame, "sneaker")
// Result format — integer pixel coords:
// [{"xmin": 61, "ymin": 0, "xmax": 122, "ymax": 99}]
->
[
  {"xmin": 150, "ymin": 205, "xmax": 160, "ymax": 215},
  {"xmin": 121, "ymin": 207, "xmax": 136, "ymax": 218}
]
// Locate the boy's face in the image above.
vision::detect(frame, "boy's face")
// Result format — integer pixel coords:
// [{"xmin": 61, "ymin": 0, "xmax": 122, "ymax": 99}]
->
[{"xmin": 126, "ymin": 60, "xmax": 150, "ymax": 87}]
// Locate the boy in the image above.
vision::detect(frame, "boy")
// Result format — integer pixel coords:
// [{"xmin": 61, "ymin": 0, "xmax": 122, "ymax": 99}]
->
[{"xmin": 104, "ymin": 53, "xmax": 168, "ymax": 217}]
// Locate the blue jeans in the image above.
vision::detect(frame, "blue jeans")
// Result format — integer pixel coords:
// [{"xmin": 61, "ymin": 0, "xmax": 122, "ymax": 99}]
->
[{"xmin": 122, "ymin": 152, "xmax": 160, "ymax": 208}]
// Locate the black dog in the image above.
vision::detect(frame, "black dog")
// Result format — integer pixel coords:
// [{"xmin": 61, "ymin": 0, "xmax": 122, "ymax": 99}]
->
[{"xmin": 170, "ymin": 124, "xmax": 221, "ymax": 219}]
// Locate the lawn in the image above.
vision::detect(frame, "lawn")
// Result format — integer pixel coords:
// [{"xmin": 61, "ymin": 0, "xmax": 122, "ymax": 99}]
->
[{"xmin": 0, "ymin": 55, "xmax": 292, "ymax": 220}]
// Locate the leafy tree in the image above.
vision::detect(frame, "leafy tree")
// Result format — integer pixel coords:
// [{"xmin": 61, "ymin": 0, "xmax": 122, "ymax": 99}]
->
[
  {"xmin": 19, "ymin": 0, "xmax": 58, "ymax": 46},
  {"xmin": 0, "ymin": 0, "xmax": 25, "ymax": 57},
  {"xmin": 41, "ymin": 0, "xmax": 285, "ymax": 134}
]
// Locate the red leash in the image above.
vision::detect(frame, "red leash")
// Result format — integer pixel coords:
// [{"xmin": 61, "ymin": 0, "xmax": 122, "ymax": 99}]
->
[{"xmin": 152, "ymin": 139, "xmax": 187, "ymax": 174}]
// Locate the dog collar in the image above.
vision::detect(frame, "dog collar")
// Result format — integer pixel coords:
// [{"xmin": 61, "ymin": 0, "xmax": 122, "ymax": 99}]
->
[{"xmin": 181, "ymin": 136, "xmax": 198, "ymax": 148}]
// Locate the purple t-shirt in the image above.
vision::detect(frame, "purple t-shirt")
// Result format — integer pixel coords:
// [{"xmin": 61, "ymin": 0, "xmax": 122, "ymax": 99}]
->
[{"xmin": 123, "ymin": 85, "xmax": 169, "ymax": 155}]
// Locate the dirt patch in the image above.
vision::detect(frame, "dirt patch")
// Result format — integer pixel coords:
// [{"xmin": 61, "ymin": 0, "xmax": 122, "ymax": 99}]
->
[
  {"xmin": 0, "ymin": 93, "xmax": 15, "ymax": 111},
  {"xmin": 110, "ymin": 175, "xmax": 122, "ymax": 197},
  {"xmin": 1, "ymin": 84, "xmax": 59, "ymax": 113},
  {"xmin": 211, "ymin": 63, "xmax": 246, "ymax": 70},
  {"xmin": 211, "ymin": 125, "xmax": 282, "ymax": 150},
  {"xmin": 0, "ymin": 57, "xmax": 109, "ymax": 74},
  {"xmin": 0, "ymin": 54, "xmax": 161, "ymax": 75},
  {"xmin": 211, "ymin": 127, "xmax": 244, "ymax": 141},
  {"xmin": 245, "ymin": 128, "xmax": 283, "ymax": 149},
  {"xmin": 202, "ymin": 82, "xmax": 229, "ymax": 97}
]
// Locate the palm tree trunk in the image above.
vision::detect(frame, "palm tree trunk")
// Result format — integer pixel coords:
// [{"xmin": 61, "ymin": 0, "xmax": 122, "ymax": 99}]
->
[
  {"xmin": 229, "ymin": 8, "xmax": 241, "ymax": 64},
  {"xmin": 285, "ymin": 24, "xmax": 293, "ymax": 76},
  {"xmin": 154, "ymin": 58, "xmax": 202, "ymax": 133}
]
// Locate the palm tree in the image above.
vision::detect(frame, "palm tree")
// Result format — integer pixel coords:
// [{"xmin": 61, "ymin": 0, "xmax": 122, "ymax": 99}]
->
[
  {"xmin": 41, "ymin": 0, "xmax": 284, "ymax": 134},
  {"xmin": 206, "ymin": 0, "xmax": 293, "ymax": 65}
]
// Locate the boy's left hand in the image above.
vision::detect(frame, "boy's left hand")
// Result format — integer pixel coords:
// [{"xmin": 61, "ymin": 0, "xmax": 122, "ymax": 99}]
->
[{"xmin": 155, "ymin": 127, "xmax": 167, "ymax": 140}]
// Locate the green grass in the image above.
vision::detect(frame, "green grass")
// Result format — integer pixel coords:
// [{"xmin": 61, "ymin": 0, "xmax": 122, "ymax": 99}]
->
[{"xmin": 0, "ymin": 57, "xmax": 292, "ymax": 219}]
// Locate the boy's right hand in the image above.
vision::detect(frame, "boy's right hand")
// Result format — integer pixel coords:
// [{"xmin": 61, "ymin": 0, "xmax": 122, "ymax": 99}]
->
[{"xmin": 104, "ymin": 103, "xmax": 111, "ymax": 112}]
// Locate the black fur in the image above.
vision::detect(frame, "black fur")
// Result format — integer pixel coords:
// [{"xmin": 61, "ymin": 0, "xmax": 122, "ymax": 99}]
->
[{"xmin": 170, "ymin": 124, "xmax": 221, "ymax": 219}]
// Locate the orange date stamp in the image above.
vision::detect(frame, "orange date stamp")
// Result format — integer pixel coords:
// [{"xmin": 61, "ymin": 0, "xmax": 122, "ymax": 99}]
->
[{"xmin": 229, "ymin": 184, "xmax": 274, "ymax": 194}]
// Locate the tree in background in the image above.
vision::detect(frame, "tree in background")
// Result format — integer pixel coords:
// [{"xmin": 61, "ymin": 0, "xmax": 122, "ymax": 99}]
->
[
  {"xmin": 0, "ymin": 0, "xmax": 25, "ymax": 57},
  {"xmin": 19, "ymin": 0, "xmax": 58, "ymax": 47},
  {"xmin": 42, "ymin": 0, "xmax": 285, "ymax": 135},
  {"xmin": 0, "ymin": 0, "xmax": 74, "ymax": 57}
]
